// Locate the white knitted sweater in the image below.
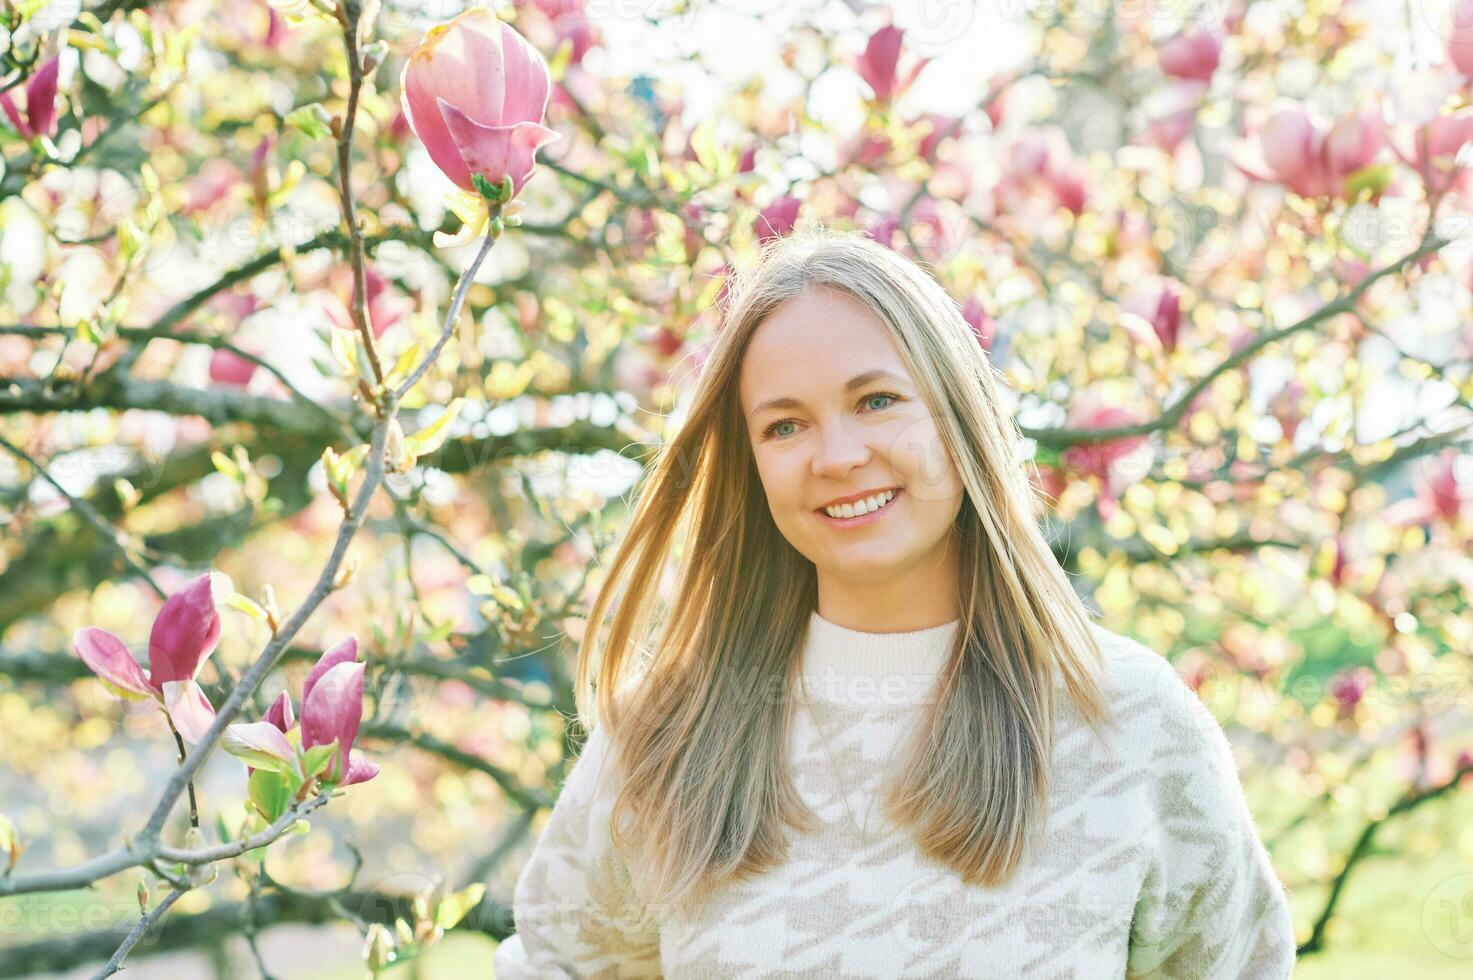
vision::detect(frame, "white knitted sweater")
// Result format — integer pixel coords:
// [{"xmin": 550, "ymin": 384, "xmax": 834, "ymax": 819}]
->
[{"xmin": 494, "ymin": 612, "xmax": 1297, "ymax": 978}]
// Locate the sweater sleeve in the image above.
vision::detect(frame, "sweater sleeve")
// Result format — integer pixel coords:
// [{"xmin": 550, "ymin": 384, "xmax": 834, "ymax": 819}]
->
[
  {"xmin": 1126, "ymin": 662, "xmax": 1297, "ymax": 980},
  {"xmin": 493, "ymin": 724, "xmax": 664, "ymax": 980}
]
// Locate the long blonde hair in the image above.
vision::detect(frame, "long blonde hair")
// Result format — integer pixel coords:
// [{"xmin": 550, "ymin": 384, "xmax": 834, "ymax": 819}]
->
[{"xmin": 573, "ymin": 225, "xmax": 1117, "ymax": 916}]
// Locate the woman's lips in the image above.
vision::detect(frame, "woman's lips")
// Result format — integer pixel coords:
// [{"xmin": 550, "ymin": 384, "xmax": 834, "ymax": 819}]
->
[{"xmin": 816, "ymin": 488, "xmax": 902, "ymax": 528}]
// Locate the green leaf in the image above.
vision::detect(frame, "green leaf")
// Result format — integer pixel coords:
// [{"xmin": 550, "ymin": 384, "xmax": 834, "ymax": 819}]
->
[
  {"xmin": 225, "ymin": 592, "xmax": 267, "ymax": 622},
  {"xmin": 403, "ymin": 398, "xmax": 464, "ymax": 458},
  {"xmin": 1343, "ymin": 161, "xmax": 1392, "ymax": 202},
  {"xmin": 248, "ymin": 768, "xmax": 292, "ymax": 823},
  {"xmin": 330, "ymin": 327, "xmax": 360, "ymax": 376},
  {"xmin": 211, "ymin": 450, "xmax": 241, "ymax": 481},
  {"xmin": 418, "ymin": 619, "xmax": 454, "ymax": 645},
  {"xmin": 300, "ymin": 741, "xmax": 338, "ymax": 782},
  {"xmin": 435, "ymin": 883, "xmax": 486, "ymax": 931},
  {"xmin": 382, "ymin": 342, "xmax": 422, "ymax": 391},
  {"xmin": 286, "ymin": 103, "xmax": 333, "ymax": 141}
]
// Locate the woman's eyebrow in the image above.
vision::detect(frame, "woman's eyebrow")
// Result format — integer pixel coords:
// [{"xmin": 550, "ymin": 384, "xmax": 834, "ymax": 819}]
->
[{"xmin": 748, "ymin": 369, "xmax": 908, "ymax": 418}]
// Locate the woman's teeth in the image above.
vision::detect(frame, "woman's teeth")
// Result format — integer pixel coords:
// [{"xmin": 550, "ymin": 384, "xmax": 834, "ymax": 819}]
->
[{"xmin": 823, "ymin": 488, "xmax": 897, "ymax": 519}]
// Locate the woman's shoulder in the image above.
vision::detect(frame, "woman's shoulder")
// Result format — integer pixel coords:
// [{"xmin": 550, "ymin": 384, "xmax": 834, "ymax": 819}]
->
[{"xmin": 1082, "ymin": 621, "xmax": 1233, "ymax": 750}]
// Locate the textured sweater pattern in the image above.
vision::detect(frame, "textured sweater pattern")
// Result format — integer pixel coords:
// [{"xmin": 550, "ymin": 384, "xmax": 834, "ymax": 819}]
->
[{"xmin": 494, "ymin": 612, "xmax": 1297, "ymax": 978}]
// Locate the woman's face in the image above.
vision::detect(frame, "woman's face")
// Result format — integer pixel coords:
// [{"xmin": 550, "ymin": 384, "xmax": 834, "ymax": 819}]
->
[{"xmin": 738, "ymin": 287, "xmax": 966, "ymax": 591}]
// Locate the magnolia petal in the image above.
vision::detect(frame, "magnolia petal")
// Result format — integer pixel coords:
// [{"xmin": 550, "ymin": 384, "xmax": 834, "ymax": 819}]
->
[
  {"xmin": 264, "ymin": 691, "xmax": 295, "ymax": 732},
  {"xmin": 0, "ymin": 91, "xmax": 29, "ymax": 139},
  {"xmin": 148, "ymin": 573, "xmax": 223, "ymax": 685},
  {"xmin": 303, "ymin": 635, "xmax": 358, "ymax": 705},
  {"xmin": 222, "ymin": 721, "xmax": 298, "ymax": 774},
  {"xmin": 438, "ymin": 99, "xmax": 560, "ymax": 201},
  {"xmin": 162, "ymin": 680, "xmax": 217, "ymax": 744},
  {"xmin": 493, "ymin": 17, "xmax": 553, "ymax": 128},
  {"xmin": 341, "ymin": 752, "xmax": 380, "ymax": 786},
  {"xmin": 415, "ymin": 10, "xmax": 508, "ymax": 128},
  {"xmin": 401, "ymin": 55, "xmax": 472, "ymax": 190},
  {"xmin": 302, "ymin": 661, "xmax": 365, "ymax": 778},
  {"xmin": 25, "ymin": 55, "xmax": 60, "ymax": 140},
  {"xmin": 73, "ymin": 627, "xmax": 155, "ymax": 698}
]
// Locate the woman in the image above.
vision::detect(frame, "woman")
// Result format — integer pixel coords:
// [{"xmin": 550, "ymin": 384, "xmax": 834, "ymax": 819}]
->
[{"xmin": 494, "ymin": 228, "xmax": 1296, "ymax": 978}]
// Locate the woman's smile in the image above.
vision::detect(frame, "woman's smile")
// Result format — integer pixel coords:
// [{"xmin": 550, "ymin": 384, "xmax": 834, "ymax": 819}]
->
[{"xmin": 815, "ymin": 487, "xmax": 903, "ymax": 528}]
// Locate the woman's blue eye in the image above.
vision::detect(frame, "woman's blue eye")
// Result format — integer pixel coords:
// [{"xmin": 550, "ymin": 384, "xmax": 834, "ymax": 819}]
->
[{"xmin": 761, "ymin": 391, "xmax": 901, "ymax": 440}]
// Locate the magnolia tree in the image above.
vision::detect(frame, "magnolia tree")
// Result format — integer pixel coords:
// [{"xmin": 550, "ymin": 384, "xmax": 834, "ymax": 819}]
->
[{"xmin": 1, "ymin": 0, "xmax": 1473, "ymax": 974}]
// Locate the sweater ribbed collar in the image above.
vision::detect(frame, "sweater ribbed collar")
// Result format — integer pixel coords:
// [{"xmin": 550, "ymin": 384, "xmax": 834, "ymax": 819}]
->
[{"xmin": 799, "ymin": 609, "xmax": 961, "ymax": 707}]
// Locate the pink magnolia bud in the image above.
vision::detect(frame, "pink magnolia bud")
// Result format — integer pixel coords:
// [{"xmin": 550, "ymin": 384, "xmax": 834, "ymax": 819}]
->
[
  {"xmin": 1151, "ymin": 285, "xmax": 1182, "ymax": 351},
  {"xmin": 148, "ymin": 573, "xmax": 223, "ymax": 685},
  {"xmin": 0, "ymin": 54, "xmax": 60, "ymax": 140},
  {"xmin": 71, "ymin": 573, "xmax": 230, "ymax": 743},
  {"xmin": 856, "ymin": 24, "xmax": 928, "ymax": 103},
  {"xmin": 264, "ymin": 690, "xmax": 295, "ymax": 732},
  {"xmin": 1259, "ymin": 105, "xmax": 1328, "ymax": 197},
  {"xmin": 209, "ymin": 348, "xmax": 257, "ymax": 388},
  {"xmin": 1425, "ymin": 450, "xmax": 1466, "ymax": 522},
  {"xmin": 1157, "ymin": 27, "xmax": 1223, "ymax": 82},
  {"xmin": 304, "ymin": 635, "xmax": 359, "ymax": 705},
  {"xmin": 400, "ymin": 10, "xmax": 561, "ymax": 200},
  {"xmin": 1050, "ymin": 164, "xmax": 1088, "ymax": 216},
  {"xmin": 1323, "ymin": 105, "xmax": 1384, "ymax": 181},
  {"xmin": 302, "ymin": 661, "xmax": 366, "ymax": 782}
]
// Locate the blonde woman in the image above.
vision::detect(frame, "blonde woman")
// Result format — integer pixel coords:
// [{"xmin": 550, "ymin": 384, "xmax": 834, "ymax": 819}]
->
[{"xmin": 494, "ymin": 228, "xmax": 1296, "ymax": 979}]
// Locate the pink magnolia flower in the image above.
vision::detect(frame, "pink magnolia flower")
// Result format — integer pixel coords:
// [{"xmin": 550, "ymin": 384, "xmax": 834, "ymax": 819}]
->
[
  {"xmin": 222, "ymin": 636, "xmax": 378, "ymax": 786},
  {"xmin": 1121, "ymin": 281, "xmax": 1183, "ymax": 352},
  {"xmin": 1061, "ymin": 401, "xmax": 1151, "ymax": 520},
  {"xmin": 183, "ymin": 159, "xmax": 244, "ymax": 215},
  {"xmin": 301, "ymin": 637, "xmax": 378, "ymax": 785},
  {"xmin": 1385, "ymin": 450, "xmax": 1470, "ymax": 527},
  {"xmin": 329, "ymin": 264, "xmax": 411, "ymax": 339},
  {"xmin": 1145, "ymin": 80, "xmax": 1208, "ymax": 154},
  {"xmin": 1242, "ymin": 103, "xmax": 1385, "ymax": 199},
  {"xmin": 1001, "ymin": 129, "xmax": 1089, "ymax": 216},
  {"xmin": 1396, "ymin": 109, "xmax": 1473, "ymax": 195},
  {"xmin": 1157, "ymin": 27, "xmax": 1223, "ymax": 82},
  {"xmin": 914, "ymin": 112, "xmax": 958, "ymax": 162},
  {"xmin": 264, "ymin": 8, "xmax": 288, "ymax": 49},
  {"xmin": 756, "ymin": 195, "xmax": 802, "ymax": 243},
  {"xmin": 961, "ymin": 296, "xmax": 994, "ymax": 351},
  {"xmin": 0, "ymin": 54, "xmax": 60, "ymax": 141},
  {"xmin": 856, "ymin": 24, "xmax": 929, "ymax": 104},
  {"xmin": 400, "ymin": 9, "xmax": 561, "ymax": 200},
  {"xmin": 530, "ymin": 0, "xmax": 599, "ymax": 66},
  {"xmin": 264, "ymin": 690, "xmax": 294, "ymax": 731},
  {"xmin": 72, "ymin": 572, "xmax": 229, "ymax": 743},
  {"xmin": 847, "ymin": 129, "xmax": 892, "ymax": 169}
]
